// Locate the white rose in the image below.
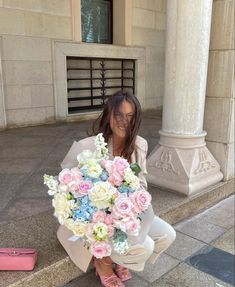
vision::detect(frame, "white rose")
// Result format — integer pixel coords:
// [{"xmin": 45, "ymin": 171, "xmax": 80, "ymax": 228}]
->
[
  {"xmin": 124, "ymin": 168, "xmax": 140, "ymax": 190},
  {"xmin": 85, "ymin": 159, "xmax": 103, "ymax": 178},
  {"xmin": 88, "ymin": 182, "xmax": 116, "ymax": 209},
  {"xmin": 64, "ymin": 218, "xmax": 88, "ymax": 237},
  {"xmin": 52, "ymin": 193, "xmax": 75, "ymax": 223}
]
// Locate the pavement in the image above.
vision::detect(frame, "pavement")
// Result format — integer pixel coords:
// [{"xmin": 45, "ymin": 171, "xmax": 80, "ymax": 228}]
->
[{"xmin": 62, "ymin": 195, "xmax": 235, "ymax": 287}]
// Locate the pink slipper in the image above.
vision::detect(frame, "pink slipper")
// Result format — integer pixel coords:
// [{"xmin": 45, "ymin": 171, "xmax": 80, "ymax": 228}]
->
[{"xmin": 115, "ymin": 264, "xmax": 132, "ymax": 282}]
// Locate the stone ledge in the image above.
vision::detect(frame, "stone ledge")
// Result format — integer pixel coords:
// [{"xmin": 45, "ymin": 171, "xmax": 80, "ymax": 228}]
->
[{"xmin": 0, "ymin": 179, "xmax": 234, "ymax": 287}]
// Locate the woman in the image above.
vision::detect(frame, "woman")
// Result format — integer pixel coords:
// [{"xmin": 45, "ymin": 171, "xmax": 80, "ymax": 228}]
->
[{"xmin": 58, "ymin": 91, "xmax": 176, "ymax": 287}]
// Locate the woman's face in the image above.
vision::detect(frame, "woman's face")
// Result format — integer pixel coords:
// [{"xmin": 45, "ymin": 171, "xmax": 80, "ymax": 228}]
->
[{"xmin": 110, "ymin": 100, "xmax": 134, "ymax": 139}]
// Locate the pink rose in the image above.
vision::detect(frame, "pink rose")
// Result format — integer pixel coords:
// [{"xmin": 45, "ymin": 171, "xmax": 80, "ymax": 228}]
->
[
  {"xmin": 108, "ymin": 173, "xmax": 123, "ymax": 186},
  {"xmin": 112, "ymin": 197, "xmax": 134, "ymax": 219},
  {"xmin": 102, "ymin": 160, "xmax": 113, "ymax": 173},
  {"xmin": 113, "ymin": 157, "xmax": 129, "ymax": 177},
  {"xmin": 78, "ymin": 181, "xmax": 92, "ymax": 195},
  {"xmin": 125, "ymin": 217, "xmax": 141, "ymax": 236},
  {"xmin": 68, "ymin": 180, "xmax": 79, "ymax": 192},
  {"xmin": 107, "ymin": 225, "xmax": 114, "ymax": 237},
  {"xmin": 93, "ymin": 211, "xmax": 106, "ymax": 223},
  {"xmin": 71, "ymin": 167, "xmax": 82, "ymax": 180},
  {"xmin": 58, "ymin": 168, "xmax": 74, "ymax": 184},
  {"xmin": 103, "ymin": 158, "xmax": 128, "ymax": 187},
  {"xmin": 90, "ymin": 241, "xmax": 112, "ymax": 259},
  {"xmin": 130, "ymin": 189, "xmax": 152, "ymax": 213},
  {"xmin": 104, "ymin": 214, "xmax": 114, "ymax": 225}
]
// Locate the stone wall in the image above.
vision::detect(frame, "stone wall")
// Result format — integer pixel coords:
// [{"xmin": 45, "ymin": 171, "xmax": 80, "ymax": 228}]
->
[
  {"xmin": 132, "ymin": 0, "xmax": 166, "ymax": 110},
  {"xmin": 0, "ymin": 0, "xmax": 72, "ymax": 128},
  {"xmin": 204, "ymin": 0, "xmax": 234, "ymax": 179}
]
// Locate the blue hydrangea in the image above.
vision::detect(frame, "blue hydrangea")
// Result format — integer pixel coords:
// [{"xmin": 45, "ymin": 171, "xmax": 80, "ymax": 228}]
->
[
  {"xmin": 73, "ymin": 195, "xmax": 97, "ymax": 222},
  {"xmin": 118, "ymin": 184, "xmax": 133, "ymax": 194},
  {"xmin": 80, "ymin": 166, "xmax": 89, "ymax": 176},
  {"xmin": 91, "ymin": 177, "xmax": 100, "ymax": 183},
  {"xmin": 100, "ymin": 170, "xmax": 109, "ymax": 181}
]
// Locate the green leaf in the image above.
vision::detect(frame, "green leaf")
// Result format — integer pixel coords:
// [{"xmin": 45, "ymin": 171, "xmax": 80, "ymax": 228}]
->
[{"xmin": 130, "ymin": 163, "xmax": 142, "ymax": 176}]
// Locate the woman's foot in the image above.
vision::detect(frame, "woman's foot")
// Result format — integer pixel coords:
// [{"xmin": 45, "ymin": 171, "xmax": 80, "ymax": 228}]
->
[
  {"xmin": 94, "ymin": 258, "xmax": 125, "ymax": 287},
  {"xmin": 115, "ymin": 264, "xmax": 132, "ymax": 282}
]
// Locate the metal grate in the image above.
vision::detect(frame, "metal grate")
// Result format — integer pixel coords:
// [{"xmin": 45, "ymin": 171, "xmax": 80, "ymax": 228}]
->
[{"xmin": 66, "ymin": 57, "xmax": 135, "ymax": 114}]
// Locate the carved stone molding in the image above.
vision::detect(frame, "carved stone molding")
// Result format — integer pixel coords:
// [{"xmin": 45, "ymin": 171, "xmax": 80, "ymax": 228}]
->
[
  {"xmin": 193, "ymin": 149, "xmax": 216, "ymax": 175},
  {"xmin": 155, "ymin": 149, "xmax": 180, "ymax": 175},
  {"xmin": 147, "ymin": 132, "xmax": 223, "ymax": 196}
]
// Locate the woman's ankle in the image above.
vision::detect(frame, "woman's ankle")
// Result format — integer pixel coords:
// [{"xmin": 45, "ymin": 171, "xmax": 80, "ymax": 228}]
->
[{"xmin": 94, "ymin": 258, "xmax": 114, "ymax": 276}]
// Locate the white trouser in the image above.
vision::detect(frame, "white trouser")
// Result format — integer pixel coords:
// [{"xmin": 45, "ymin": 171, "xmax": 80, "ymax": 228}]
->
[{"xmin": 111, "ymin": 216, "xmax": 176, "ymax": 271}]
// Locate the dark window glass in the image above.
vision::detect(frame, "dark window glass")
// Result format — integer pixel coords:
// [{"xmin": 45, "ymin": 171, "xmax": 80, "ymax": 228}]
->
[{"xmin": 81, "ymin": 0, "xmax": 112, "ymax": 44}]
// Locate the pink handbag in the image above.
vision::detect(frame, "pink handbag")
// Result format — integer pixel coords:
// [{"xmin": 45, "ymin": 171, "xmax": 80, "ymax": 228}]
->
[{"xmin": 0, "ymin": 248, "xmax": 37, "ymax": 271}]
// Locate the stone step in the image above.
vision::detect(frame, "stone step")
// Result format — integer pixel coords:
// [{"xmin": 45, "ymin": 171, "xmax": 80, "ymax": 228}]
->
[{"xmin": 0, "ymin": 179, "xmax": 234, "ymax": 287}]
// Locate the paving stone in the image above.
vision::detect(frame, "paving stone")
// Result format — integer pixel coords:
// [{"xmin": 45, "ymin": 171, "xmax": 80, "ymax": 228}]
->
[
  {"xmin": 186, "ymin": 246, "xmax": 235, "ymax": 286},
  {"xmin": 14, "ymin": 181, "xmax": 50, "ymax": 199},
  {"xmin": 149, "ymin": 184, "xmax": 185, "ymax": 216},
  {"xmin": 0, "ymin": 197, "xmax": 52, "ymax": 224},
  {"xmin": 63, "ymin": 271, "xmax": 104, "ymax": 287},
  {"xmin": 0, "ymin": 173, "xmax": 27, "ymax": 211},
  {"xmin": 165, "ymin": 231, "xmax": 206, "ymax": 261},
  {"xmin": 174, "ymin": 214, "xmax": 227, "ymax": 244},
  {"xmin": 125, "ymin": 273, "xmax": 149, "ymax": 287},
  {"xmin": 200, "ymin": 195, "xmax": 234, "ymax": 229},
  {"xmin": 0, "ymin": 158, "xmax": 42, "ymax": 174},
  {"xmin": 211, "ymin": 227, "xmax": 235, "ymax": 255},
  {"xmin": 150, "ymin": 262, "xmax": 233, "ymax": 287},
  {"xmin": 0, "ymin": 133, "xmax": 24, "ymax": 147},
  {"xmin": 0, "ymin": 211, "xmax": 58, "ymax": 248},
  {"xmin": 40, "ymin": 144, "xmax": 72, "ymax": 168},
  {"xmin": 26, "ymin": 167, "xmax": 62, "ymax": 184},
  {"xmin": 135, "ymin": 253, "xmax": 180, "ymax": 283},
  {"xmin": 16, "ymin": 135, "xmax": 58, "ymax": 146},
  {"xmin": 0, "ymin": 145, "xmax": 53, "ymax": 159}
]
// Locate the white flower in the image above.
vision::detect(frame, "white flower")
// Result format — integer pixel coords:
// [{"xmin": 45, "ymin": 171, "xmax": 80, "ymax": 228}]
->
[
  {"xmin": 83, "ymin": 159, "xmax": 103, "ymax": 178},
  {"xmin": 88, "ymin": 182, "xmax": 116, "ymax": 209},
  {"xmin": 64, "ymin": 218, "xmax": 88, "ymax": 237},
  {"xmin": 48, "ymin": 189, "xmax": 57, "ymax": 196},
  {"xmin": 52, "ymin": 193, "xmax": 75, "ymax": 224},
  {"xmin": 43, "ymin": 174, "xmax": 59, "ymax": 195},
  {"xmin": 77, "ymin": 150, "xmax": 94, "ymax": 167},
  {"xmin": 95, "ymin": 133, "xmax": 108, "ymax": 159},
  {"xmin": 124, "ymin": 168, "xmax": 140, "ymax": 190},
  {"xmin": 58, "ymin": 183, "xmax": 69, "ymax": 193},
  {"xmin": 93, "ymin": 222, "xmax": 109, "ymax": 240}
]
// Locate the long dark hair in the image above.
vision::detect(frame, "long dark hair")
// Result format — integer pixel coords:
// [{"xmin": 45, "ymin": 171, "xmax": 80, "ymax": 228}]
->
[{"xmin": 92, "ymin": 90, "xmax": 142, "ymax": 162}]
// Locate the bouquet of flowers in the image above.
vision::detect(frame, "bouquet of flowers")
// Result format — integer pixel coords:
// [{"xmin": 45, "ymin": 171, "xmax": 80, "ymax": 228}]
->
[{"xmin": 43, "ymin": 133, "xmax": 151, "ymax": 259}]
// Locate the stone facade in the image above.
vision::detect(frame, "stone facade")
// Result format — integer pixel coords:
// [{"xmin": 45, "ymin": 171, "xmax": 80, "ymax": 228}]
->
[
  {"xmin": 0, "ymin": 0, "xmax": 234, "ymax": 184},
  {"xmin": 132, "ymin": 0, "xmax": 166, "ymax": 109},
  {"xmin": 204, "ymin": 0, "xmax": 234, "ymax": 180},
  {"xmin": 0, "ymin": 0, "xmax": 166, "ymax": 128},
  {"xmin": 0, "ymin": 0, "xmax": 72, "ymax": 128}
]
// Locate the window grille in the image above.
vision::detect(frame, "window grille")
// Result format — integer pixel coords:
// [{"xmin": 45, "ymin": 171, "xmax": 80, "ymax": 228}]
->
[{"xmin": 66, "ymin": 57, "xmax": 135, "ymax": 114}]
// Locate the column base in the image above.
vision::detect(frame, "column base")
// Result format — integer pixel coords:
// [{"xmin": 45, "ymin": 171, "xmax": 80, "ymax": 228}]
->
[{"xmin": 146, "ymin": 131, "xmax": 224, "ymax": 196}]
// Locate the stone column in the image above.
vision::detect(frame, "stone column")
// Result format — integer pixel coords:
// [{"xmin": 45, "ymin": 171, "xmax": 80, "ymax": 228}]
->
[{"xmin": 147, "ymin": 0, "xmax": 223, "ymax": 195}]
